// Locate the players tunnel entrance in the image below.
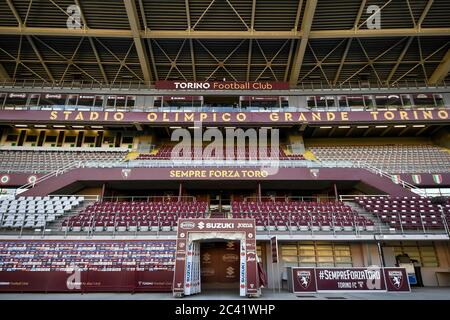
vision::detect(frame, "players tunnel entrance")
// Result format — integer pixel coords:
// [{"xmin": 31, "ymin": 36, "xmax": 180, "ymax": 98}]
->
[
  {"xmin": 200, "ymin": 240, "xmax": 240, "ymax": 293},
  {"xmin": 173, "ymin": 219, "xmax": 260, "ymax": 298}
]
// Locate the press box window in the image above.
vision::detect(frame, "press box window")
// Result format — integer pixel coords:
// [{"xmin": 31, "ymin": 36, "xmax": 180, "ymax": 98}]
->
[
  {"xmin": 25, "ymin": 135, "xmax": 37, "ymax": 143},
  {"xmin": 103, "ymin": 136, "xmax": 115, "ymax": 144},
  {"xmin": 84, "ymin": 136, "xmax": 96, "ymax": 144},
  {"xmin": 6, "ymin": 135, "xmax": 18, "ymax": 142},
  {"xmin": 64, "ymin": 136, "xmax": 76, "ymax": 143},
  {"xmin": 45, "ymin": 136, "xmax": 57, "ymax": 143},
  {"xmin": 122, "ymin": 136, "xmax": 133, "ymax": 144}
]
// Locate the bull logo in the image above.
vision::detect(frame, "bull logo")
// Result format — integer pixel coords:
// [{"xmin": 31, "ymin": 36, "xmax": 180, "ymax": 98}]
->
[
  {"xmin": 121, "ymin": 169, "xmax": 131, "ymax": 179},
  {"xmin": 296, "ymin": 271, "xmax": 311, "ymax": 289},
  {"xmin": 388, "ymin": 271, "xmax": 403, "ymax": 289}
]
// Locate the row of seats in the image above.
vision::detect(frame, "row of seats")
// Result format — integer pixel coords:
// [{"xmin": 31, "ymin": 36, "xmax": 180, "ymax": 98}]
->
[
  {"xmin": 0, "ymin": 241, "xmax": 175, "ymax": 271},
  {"xmin": 355, "ymin": 196, "xmax": 450, "ymax": 230},
  {"xmin": 83, "ymin": 201, "xmax": 208, "ymax": 214},
  {"xmin": 62, "ymin": 201, "xmax": 208, "ymax": 232},
  {"xmin": 1, "ymin": 196, "xmax": 84, "ymax": 229},
  {"xmin": 231, "ymin": 200, "xmax": 374, "ymax": 232},
  {"xmin": 231, "ymin": 200, "xmax": 354, "ymax": 214},
  {"xmin": 309, "ymin": 144, "xmax": 450, "ymax": 173},
  {"xmin": 137, "ymin": 145, "xmax": 305, "ymax": 161},
  {"xmin": 0, "ymin": 150, "xmax": 127, "ymax": 173},
  {"xmin": 62, "ymin": 213, "xmax": 206, "ymax": 232}
]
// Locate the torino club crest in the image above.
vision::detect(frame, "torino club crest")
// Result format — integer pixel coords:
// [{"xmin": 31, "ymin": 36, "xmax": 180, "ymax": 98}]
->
[
  {"xmin": 388, "ymin": 271, "xmax": 403, "ymax": 289},
  {"xmin": 296, "ymin": 270, "xmax": 312, "ymax": 289}
]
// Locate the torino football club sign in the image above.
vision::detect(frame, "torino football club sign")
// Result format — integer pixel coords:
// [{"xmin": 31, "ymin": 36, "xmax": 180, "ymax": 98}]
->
[
  {"xmin": 155, "ymin": 80, "xmax": 289, "ymax": 91},
  {"xmin": 173, "ymin": 218, "xmax": 258, "ymax": 297},
  {"xmin": 292, "ymin": 267, "xmax": 410, "ymax": 293}
]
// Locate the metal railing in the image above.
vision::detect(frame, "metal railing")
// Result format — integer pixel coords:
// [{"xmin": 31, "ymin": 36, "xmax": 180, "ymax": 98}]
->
[
  {"xmin": 339, "ymin": 194, "xmax": 450, "ymax": 237},
  {"xmin": 1, "ymin": 102, "xmax": 448, "ymax": 113}
]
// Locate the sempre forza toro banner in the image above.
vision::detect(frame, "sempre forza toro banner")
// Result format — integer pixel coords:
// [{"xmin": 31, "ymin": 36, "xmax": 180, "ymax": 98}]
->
[{"xmin": 292, "ymin": 267, "xmax": 410, "ymax": 293}]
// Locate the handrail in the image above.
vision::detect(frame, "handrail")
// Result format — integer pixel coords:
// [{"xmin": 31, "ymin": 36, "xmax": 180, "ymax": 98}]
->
[{"xmin": 15, "ymin": 161, "xmax": 84, "ymax": 195}]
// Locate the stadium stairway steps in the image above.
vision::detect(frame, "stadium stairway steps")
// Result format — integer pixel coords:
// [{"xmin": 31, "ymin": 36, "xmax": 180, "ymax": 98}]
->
[
  {"xmin": 51, "ymin": 199, "xmax": 96, "ymax": 232},
  {"xmin": 344, "ymin": 201, "xmax": 391, "ymax": 233}
]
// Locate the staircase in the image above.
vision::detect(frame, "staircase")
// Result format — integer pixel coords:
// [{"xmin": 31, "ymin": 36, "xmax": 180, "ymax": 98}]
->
[
  {"xmin": 51, "ymin": 198, "xmax": 96, "ymax": 232},
  {"xmin": 344, "ymin": 201, "xmax": 392, "ymax": 234}
]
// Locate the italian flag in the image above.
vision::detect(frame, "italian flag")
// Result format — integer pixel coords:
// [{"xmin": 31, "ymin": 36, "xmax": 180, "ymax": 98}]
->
[
  {"xmin": 432, "ymin": 174, "xmax": 443, "ymax": 184},
  {"xmin": 391, "ymin": 175, "xmax": 401, "ymax": 184},
  {"xmin": 412, "ymin": 174, "xmax": 422, "ymax": 184}
]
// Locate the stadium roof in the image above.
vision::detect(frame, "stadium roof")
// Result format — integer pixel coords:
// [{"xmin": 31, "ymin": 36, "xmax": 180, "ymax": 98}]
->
[{"xmin": 0, "ymin": 0, "xmax": 449, "ymax": 88}]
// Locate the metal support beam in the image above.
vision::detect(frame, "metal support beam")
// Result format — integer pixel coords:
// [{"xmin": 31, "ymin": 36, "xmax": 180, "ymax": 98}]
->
[
  {"xmin": 386, "ymin": 37, "xmax": 414, "ymax": 85},
  {"xmin": 6, "ymin": 0, "xmax": 23, "ymax": 26},
  {"xmin": 429, "ymin": 48, "xmax": 450, "ymax": 85},
  {"xmin": 289, "ymin": 0, "xmax": 317, "ymax": 86},
  {"xmin": 1, "ymin": 26, "xmax": 449, "ymax": 39},
  {"xmin": 417, "ymin": 0, "xmax": 434, "ymax": 27},
  {"xmin": 0, "ymin": 63, "xmax": 10, "ymax": 81},
  {"xmin": 246, "ymin": 40, "xmax": 253, "ymax": 81},
  {"xmin": 354, "ymin": 0, "xmax": 367, "ymax": 30},
  {"xmin": 334, "ymin": 38, "xmax": 352, "ymax": 85},
  {"xmin": 26, "ymin": 36, "xmax": 55, "ymax": 82},
  {"xmin": 251, "ymin": 0, "xmax": 257, "ymax": 30},
  {"xmin": 124, "ymin": 0, "xmax": 152, "ymax": 85},
  {"xmin": 75, "ymin": 0, "xmax": 108, "ymax": 85}
]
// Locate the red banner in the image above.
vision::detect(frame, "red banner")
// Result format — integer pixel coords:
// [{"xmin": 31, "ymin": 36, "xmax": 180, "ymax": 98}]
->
[
  {"xmin": 155, "ymin": 81, "xmax": 289, "ymax": 91},
  {"xmin": 0, "ymin": 271, "xmax": 173, "ymax": 292}
]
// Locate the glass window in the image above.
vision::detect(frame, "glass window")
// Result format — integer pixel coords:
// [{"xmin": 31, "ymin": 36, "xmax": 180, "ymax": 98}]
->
[
  {"xmin": 45, "ymin": 135, "xmax": 57, "ymax": 143},
  {"xmin": 413, "ymin": 94, "xmax": 435, "ymax": 107},
  {"xmin": 67, "ymin": 94, "xmax": 78, "ymax": 105},
  {"xmin": 116, "ymin": 96, "xmax": 126, "ymax": 108},
  {"xmin": 40, "ymin": 94, "xmax": 66, "ymax": 106},
  {"xmin": 316, "ymin": 96, "xmax": 326, "ymax": 108},
  {"xmin": 84, "ymin": 136, "xmax": 96, "ymax": 144},
  {"xmin": 25, "ymin": 135, "xmax": 37, "ymax": 142},
  {"xmin": 28, "ymin": 94, "xmax": 40, "ymax": 106},
  {"xmin": 338, "ymin": 96, "xmax": 347, "ymax": 108},
  {"xmin": 107, "ymin": 96, "xmax": 116, "ymax": 107},
  {"xmin": 103, "ymin": 136, "xmax": 115, "ymax": 144},
  {"xmin": 94, "ymin": 96, "xmax": 104, "ymax": 107},
  {"xmin": 325, "ymin": 96, "xmax": 335, "ymax": 108},
  {"xmin": 392, "ymin": 242, "xmax": 439, "ymax": 267},
  {"xmin": 64, "ymin": 136, "xmax": 76, "ymax": 143},
  {"xmin": 0, "ymin": 93, "xmax": 6, "ymax": 106},
  {"xmin": 126, "ymin": 96, "xmax": 136, "ymax": 107},
  {"xmin": 281, "ymin": 242, "xmax": 353, "ymax": 267},
  {"xmin": 434, "ymin": 94, "xmax": 444, "ymax": 108},
  {"xmin": 78, "ymin": 95, "xmax": 95, "ymax": 107},
  {"xmin": 5, "ymin": 93, "xmax": 27, "ymax": 106},
  {"xmin": 307, "ymin": 96, "xmax": 316, "ymax": 108},
  {"xmin": 122, "ymin": 136, "xmax": 133, "ymax": 144},
  {"xmin": 6, "ymin": 134, "xmax": 18, "ymax": 142}
]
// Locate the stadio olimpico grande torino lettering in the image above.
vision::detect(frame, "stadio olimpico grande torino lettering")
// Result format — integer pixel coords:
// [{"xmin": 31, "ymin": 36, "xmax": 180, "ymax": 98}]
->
[{"xmin": 44, "ymin": 109, "xmax": 450, "ymax": 124}]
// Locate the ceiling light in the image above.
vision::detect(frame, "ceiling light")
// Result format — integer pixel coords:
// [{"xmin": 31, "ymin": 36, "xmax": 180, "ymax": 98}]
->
[
  {"xmin": 394, "ymin": 125, "xmax": 406, "ymax": 128},
  {"xmin": 357, "ymin": 126, "xmax": 369, "ymax": 129},
  {"xmin": 338, "ymin": 126, "xmax": 351, "ymax": 129},
  {"xmin": 319, "ymin": 126, "xmax": 332, "ymax": 129},
  {"xmin": 413, "ymin": 125, "xmax": 425, "ymax": 128},
  {"xmin": 375, "ymin": 125, "xmax": 388, "ymax": 128},
  {"xmin": 14, "ymin": 124, "xmax": 27, "ymax": 128},
  {"xmin": 53, "ymin": 125, "xmax": 65, "ymax": 128}
]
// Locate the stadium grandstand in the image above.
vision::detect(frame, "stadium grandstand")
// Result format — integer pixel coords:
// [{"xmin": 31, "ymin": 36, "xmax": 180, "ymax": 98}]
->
[{"xmin": 0, "ymin": 0, "xmax": 449, "ymax": 299}]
